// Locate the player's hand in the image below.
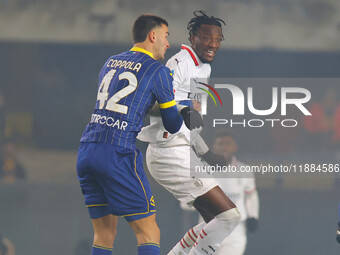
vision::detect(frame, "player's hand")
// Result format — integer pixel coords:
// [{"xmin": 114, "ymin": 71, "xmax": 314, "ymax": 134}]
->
[
  {"xmin": 246, "ymin": 217, "xmax": 259, "ymax": 232},
  {"xmin": 201, "ymin": 150, "xmax": 226, "ymax": 166},
  {"xmin": 180, "ymin": 107, "xmax": 203, "ymax": 130},
  {"xmin": 337, "ymin": 221, "xmax": 340, "ymax": 244}
]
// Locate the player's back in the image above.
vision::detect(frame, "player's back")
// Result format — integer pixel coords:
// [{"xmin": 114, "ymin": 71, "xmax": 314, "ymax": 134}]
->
[{"xmin": 80, "ymin": 48, "xmax": 171, "ymax": 149}]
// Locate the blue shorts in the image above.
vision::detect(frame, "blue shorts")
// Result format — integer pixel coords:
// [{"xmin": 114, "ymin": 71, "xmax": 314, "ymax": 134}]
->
[{"xmin": 76, "ymin": 142, "xmax": 156, "ymax": 222}]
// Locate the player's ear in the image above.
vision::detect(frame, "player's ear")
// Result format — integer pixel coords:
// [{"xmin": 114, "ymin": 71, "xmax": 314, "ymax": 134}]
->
[
  {"xmin": 148, "ymin": 30, "xmax": 156, "ymax": 43},
  {"xmin": 189, "ymin": 34, "xmax": 195, "ymax": 44}
]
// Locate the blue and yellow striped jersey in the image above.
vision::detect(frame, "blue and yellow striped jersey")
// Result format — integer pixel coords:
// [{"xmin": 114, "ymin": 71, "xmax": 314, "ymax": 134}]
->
[{"xmin": 80, "ymin": 47, "xmax": 175, "ymax": 149}]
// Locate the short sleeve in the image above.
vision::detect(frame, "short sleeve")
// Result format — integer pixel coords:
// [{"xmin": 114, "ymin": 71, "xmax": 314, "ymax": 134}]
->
[
  {"xmin": 166, "ymin": 57, "xmax": 188, "ymax": 93},
  {"xmin": 152, "ymin": 66, "xmax": 176, "ymax": 109}
]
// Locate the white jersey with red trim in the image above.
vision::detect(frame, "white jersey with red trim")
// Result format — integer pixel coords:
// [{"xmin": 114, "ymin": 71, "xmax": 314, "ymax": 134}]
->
[
  {"xmin": 137, "ymin": 44, "xmax": 211, "ymax": 146},
  {"xmin": 215, "ymin": 156, "xmax": 257, "ymax": 221},
  {"xmin": 169, "ymin": 44, "xmax": 211, "ymax": 101}
]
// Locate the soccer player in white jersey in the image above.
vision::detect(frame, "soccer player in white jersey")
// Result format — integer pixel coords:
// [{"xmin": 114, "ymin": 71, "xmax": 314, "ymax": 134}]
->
[
  {"xmin": 138, "ymin": 11, "xmax": 241, "ymax": 255},
  {"xmin": 208, "ymin": 129, "xmax": 259, "ymax": 255}
]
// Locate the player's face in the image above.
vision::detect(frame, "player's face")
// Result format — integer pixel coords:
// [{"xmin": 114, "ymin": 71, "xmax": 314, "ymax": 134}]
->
[
  {"xmin": 153, "ymin": 24, "xmax": 170, "ymax": 60},
  {"xmin": 213, "ymin": 136, "xmax": 237, "ymax": 162},
  {"xmin": 191, "ymin": 24, "xmax": 223, "ymax": 63}
]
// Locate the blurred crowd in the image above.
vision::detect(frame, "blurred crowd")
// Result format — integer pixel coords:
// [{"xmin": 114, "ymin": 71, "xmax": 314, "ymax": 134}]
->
[
  {"xmin": 0, "ymin": 92, "xmax": 26, "ymax": 184},
  {"xmin": 269, "ymin": 87, "xmax": 340, "ymax": 154},
  {"xmin": 303, "ymin": 87, "xmax": 340, "ymax": 151}
]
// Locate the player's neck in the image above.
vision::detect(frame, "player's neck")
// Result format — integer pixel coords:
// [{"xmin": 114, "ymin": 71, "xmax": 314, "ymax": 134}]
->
[{"xmin": 133, "ymin": 43, "xmax": 154, "ymax": 56}]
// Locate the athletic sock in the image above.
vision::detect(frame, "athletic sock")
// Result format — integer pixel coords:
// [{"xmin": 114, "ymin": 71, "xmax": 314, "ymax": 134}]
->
[
  {"xmin": 189, "ymin": 208, "xmax": 241, "ymax": 255},
  {"xmin": 169, "ymin": 221, "xmax": 206, "ymax": 255},
  {"xmin": 138, "ymin": 242, "xmax": 160, "ymax": 255},
  {"xmin": 91, "ymin": 244, "xmax": 113, "ymax": 255}
]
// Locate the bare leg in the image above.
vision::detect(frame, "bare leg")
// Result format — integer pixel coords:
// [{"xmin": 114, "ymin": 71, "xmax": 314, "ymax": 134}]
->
[
  {"xmin": 91, "ymin": 214, "xmax": 118, "ymax": 248},
  {"xmin": 129, "ymin": 214, "xmax": 160, "ymax": 245},
  {"xmin": 193, "ymin": 185, "xmax": 236, "ymax": 222}
]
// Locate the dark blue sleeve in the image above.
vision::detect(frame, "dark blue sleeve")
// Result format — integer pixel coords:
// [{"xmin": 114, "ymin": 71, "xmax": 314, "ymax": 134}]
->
[
  {"xmin": 152, "ymin": 66, "xmax": 175, "ymax": 105},
  {"xmin": 160, "ymin": 106, "xmax": 183, "ymax": 134},
  {"xmin": 152, "ymin": 67, "xmax": 183, "ymax": 133}
]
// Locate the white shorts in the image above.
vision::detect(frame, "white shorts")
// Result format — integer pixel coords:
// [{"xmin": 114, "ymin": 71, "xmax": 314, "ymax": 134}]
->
[{"xmin": 146, "ymin": 144, "xmax": 219, "ymax": 205}]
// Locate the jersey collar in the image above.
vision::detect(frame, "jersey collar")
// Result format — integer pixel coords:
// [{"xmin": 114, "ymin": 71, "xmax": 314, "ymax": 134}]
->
[
  {"xmin": 181, "ymin": 44, "xmax": 201, "ymax": 66},
  {"xmin": 130, "ymin": 47, "xmax": 154, "ymax": 59}
]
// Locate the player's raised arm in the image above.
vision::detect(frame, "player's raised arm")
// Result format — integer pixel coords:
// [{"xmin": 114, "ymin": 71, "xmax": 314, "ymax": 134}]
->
[{"xmin": 153, "ymin": 67, "xmax": 203, "ymax": 133}]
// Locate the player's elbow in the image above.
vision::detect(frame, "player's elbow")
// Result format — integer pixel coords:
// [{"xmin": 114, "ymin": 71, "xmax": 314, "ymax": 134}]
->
[
  {"xmin": 164, "ymin": 121, "xmax": 182, "ymax": 134},
  {"xmin": 160, "ymin": 106, "xmax": 183, "ymax": 134}
]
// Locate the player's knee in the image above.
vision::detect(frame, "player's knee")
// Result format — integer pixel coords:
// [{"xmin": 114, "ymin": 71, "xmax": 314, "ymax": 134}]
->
[
  {"xmin": 134, "ymin": 222, "xmax": 160, "ymax": 243},
  {"xmin": 216, "ymin": 207, "xmax": 241, "ymax": 229},
  {"xmin": 141, "ymin": 222, "xmax": 160, "ymax": 239},
  {"xmin": 94, "ymin": 228, "xmax": 117, "ymax": 245}
]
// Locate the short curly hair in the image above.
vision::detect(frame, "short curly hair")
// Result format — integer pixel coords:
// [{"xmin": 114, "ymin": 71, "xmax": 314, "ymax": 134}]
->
[{"xmin": 187, "ymin": 10, "xmax": 226, "ymax": 42}]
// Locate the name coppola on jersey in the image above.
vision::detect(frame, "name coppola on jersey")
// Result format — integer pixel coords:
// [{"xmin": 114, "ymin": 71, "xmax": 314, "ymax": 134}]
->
[
  {"xmin": 106, "ymin": 59, "xmax": 142, "ymax": 72},
  {"xmin": 90, "ymin": 113, "xmax": 128, "ymax": 130}
]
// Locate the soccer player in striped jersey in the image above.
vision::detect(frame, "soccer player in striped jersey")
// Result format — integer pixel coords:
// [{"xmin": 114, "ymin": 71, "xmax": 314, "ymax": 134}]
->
[{"xmin": 77, "ymin": 14, "xmax": 202, "ymax": 255}]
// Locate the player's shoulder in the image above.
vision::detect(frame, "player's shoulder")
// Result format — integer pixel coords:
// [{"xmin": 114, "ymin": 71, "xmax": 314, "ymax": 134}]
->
[
  {"xmin": 147, "ymin": 61, "xmax": 171, "ymax": 77},
  {"xmin": 166, "ymin": 51, "xmax": 192, "ymax": 76},
  {"xmin": 102, "ymin": 50, "xmax": 131, "ymax": 67},
  {"xmin": 167, "ymin": 48, "xmax": 192, "ymax": 66},
  {"xmin": 108, "ymin": 50, "xmax": 155, "ymax": 64},
  {"xmin": 108, "ymin": 50, "xmax": 130, "ymax": 60},
  {"xmin": 149, "ymin": 58, "xmax": 165, "ymax": 70}
]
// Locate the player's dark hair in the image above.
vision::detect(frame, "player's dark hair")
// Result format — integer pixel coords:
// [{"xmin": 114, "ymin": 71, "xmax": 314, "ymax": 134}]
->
[
  {"xmin": 187, "ymin": 10, "xmax": 226, "ymax": 41},
  {"xmin": 213, "ymin": 129, "xmax": 236, "ymax": 143},
  {"xmin": 132, "ymin": 14, "xmax": 168, "ymax": 43}
]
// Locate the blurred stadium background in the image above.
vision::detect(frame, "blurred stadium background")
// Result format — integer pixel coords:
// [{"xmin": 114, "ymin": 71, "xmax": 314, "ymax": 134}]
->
[{"xmin": 0, "ymin": 0, "xmax": 340, "ymax": 254}]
